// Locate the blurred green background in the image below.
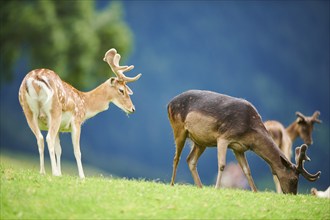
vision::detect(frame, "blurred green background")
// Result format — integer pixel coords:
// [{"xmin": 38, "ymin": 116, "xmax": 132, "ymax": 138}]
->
[{"xmin": 1, "ymin": 0, "xmax": 329, "ymax": 193}]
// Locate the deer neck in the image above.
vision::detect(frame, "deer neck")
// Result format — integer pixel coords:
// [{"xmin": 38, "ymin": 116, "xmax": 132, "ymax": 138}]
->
[
  {"xmin": 286, "ymin": 122, "xmax": 299, "ymax": 142},
  {"xmin": 251, "ymin": 135, "xmax": 291, "ymax": 178},
  {"xmin": 83, "ymin": 81, "xmax": 113, "ymax": 120}
]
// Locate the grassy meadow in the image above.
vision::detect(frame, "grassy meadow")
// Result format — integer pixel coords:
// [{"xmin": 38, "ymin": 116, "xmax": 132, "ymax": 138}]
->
[{"xmin": 1, "ymin": 153, "xmax": 329, "ymax": 219}]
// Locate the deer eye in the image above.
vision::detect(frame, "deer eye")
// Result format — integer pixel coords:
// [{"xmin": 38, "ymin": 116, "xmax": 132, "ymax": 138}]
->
[{"xmin": 118, "ymin": 88, "xmax": 125, "ymax": 95}]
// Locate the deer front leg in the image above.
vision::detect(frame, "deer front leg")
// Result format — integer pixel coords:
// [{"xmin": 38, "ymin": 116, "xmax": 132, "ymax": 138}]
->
[
  {"xmin": 234, "ymin": 151, "xmax": 257, "ymax": 192},
  {"xmin": 215, "ymin": 138, "xmax": 229, "ymax": 189},
  {"xmin": 170, "ymin": 128, "xmax": 187, "ymax": 186},
  {"xmin": 186, "ymin": 143, "xmax": 206, "ymax": 188},
  {"xmin": 71, "ymin": 122, "xmax": 85, "ymax": 179}
]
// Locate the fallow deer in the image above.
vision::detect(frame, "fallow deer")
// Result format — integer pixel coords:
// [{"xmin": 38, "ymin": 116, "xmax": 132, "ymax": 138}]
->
[
  {"xmin": 220, "ymin": 162, "xmax": 248, "ymax": 189},
  {"xmin": 18, "ymin": 48, "xmax": 141, "ymax": 178},
  {"xmin": 311, "ymin": 186, "xmax": 330, "ymax": 199},
  {"xmin": 167, "ymin": 90, "xmax": 320, "ymax": 194},
  {"xmin": 264, "ymin": 111, "xmax": 322, "ymax": 160},
  {"xmin": 264, "ymin": 111, "xmax": 321, "ymax": 193}
]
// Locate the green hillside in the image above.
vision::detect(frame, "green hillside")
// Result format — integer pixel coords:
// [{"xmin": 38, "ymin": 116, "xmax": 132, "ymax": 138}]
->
[
  {"xmin": 0, "ymin": 151, "xmax": 110, "ymax": 177},
  {"xmin": 1, "ymin": 154, "xmax": 329, "ymax": 219}
]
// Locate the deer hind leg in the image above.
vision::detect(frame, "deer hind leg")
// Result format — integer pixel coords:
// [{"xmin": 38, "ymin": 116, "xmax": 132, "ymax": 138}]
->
[
  {"xmin": 215, "ymin": 138, "xmax": 229, "ymax": 189},
  {"xmin": 45, "ymin": 110, "xmax": 62, "ymax": 177},
  {"xmin": 283, "ymin": 140, "xmax": 292, "ymax": 162},
  {"xmin": 273, "ymin": 175, "xmax": 282, "ymax": 193},
  {"xmin": 234, "ymin": 151, "xmax": 257, "ymax": 192},
  {"xmin": 22, "ymin": 106, "xmax": 45, "ymax": 174},
  {"xmin": 186, "ymin": 143, "xmax": 206, "ymax": 188},
  {"xmin": 71, "ymin": 122, "xmax": 85, "ymax": 179},
  {"xmin": 170, "ymin": 125, "xmax": 187, "ymax": 186},
  {"xmin": 54, "ymin": 133, "xmax": 62, "ymax": 176}
]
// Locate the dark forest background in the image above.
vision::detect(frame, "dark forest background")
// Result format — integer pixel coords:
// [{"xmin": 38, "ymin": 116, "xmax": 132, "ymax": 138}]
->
[{"xmin": 1, "ymin": 0, "xmax": 329, "ymax": 193}]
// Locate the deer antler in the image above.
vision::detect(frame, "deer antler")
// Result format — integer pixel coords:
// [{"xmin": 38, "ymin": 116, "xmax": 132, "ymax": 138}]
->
[
  {"xmin": 103, "ymin": 48, "xmax": 142, "ymax": 82},
  {"xmin": 295, "ymin": 112, "xmax": 306, "ymax": 120},
  {"xmin": 295, "ymin": 144, "xmax": 321, "ymax": 181},
  {"xmin": 311, "ymin": 111, "xmax": 322, "ymax": 124}
]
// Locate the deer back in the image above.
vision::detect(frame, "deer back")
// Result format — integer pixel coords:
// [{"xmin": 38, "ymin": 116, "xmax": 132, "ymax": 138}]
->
[{"xmin": 168, "ymin": 90, "xmax": 265, "ymax": 139}]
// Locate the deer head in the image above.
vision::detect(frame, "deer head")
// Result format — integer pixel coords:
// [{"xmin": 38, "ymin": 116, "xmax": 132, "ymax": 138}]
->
[
  {"xmin": 280, "ymin": 144, "xmax": 321, "ymax": 194},
  {"xmin": 295, "ymin": 111, "xmax": 322, "ymax": 145},
  {"xmin": 103, "ymin": 48, "xmax": 142, "ymax": 113}
]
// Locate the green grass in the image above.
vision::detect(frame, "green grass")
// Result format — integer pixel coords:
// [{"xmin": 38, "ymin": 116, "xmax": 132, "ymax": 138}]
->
[
  {"xmin": 1, "ymin": 154, "xmax": 329, "ymax": 219},
  {"xmin": 0, "ymin": 150, "xmax": 110, "ymax": 177}
]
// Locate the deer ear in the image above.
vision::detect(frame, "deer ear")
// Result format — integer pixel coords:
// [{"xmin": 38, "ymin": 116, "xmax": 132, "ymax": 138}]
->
[
  {"xmin": 280, "ymin": 155, "xmax": 294, "ymax": 169},
  {"xmin": 125, "ymin": 85, "xmax": 133, "ymax": 95},
  {"xmin": 297, "ymin": 117, "xmax": 306, "ymax": 124},
  {"xmin": 296, "ymin": 112, "xmax": 306, "ymax": 124},
  {"xmin": 110, "ymin": 77, "xmax": 117, "ymax": 86}
]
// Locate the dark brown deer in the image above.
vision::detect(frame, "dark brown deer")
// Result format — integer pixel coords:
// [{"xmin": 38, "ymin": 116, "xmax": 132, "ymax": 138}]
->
[
  {"xmin": 167, "ymin": 90, "xmax": 320, "ymax": 194},
  {"xmin": 264, "ymin": 111, "xmax": 321, "ymax": 193}
]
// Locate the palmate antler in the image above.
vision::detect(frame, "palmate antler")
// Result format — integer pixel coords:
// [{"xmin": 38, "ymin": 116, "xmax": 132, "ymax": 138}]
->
[
  {"xmin": 311, "ymin": 111, "xmax": 322, "ymax": 124},
  {"xmin": 103, "ymin": 48, "xmax": 142, "ymax": 82},
  {"xmin": 296, "ymin": 111, "xmax": 322, "ymax": 124},
  {"xmin": 294, "ymin": 144, "xmax": 321, "ymax": 181}
]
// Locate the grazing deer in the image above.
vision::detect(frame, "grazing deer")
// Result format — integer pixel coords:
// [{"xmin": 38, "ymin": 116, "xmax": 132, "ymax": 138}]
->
[
  {"xmin": 18, "ymin": 48, "xmax": 141, "ymax": 178},
  {"xmin": 167, "ymin": 90, "xmax": 320, "ymax": 194},
  {"xmin": 264, "ymin": 111, "xmax": 321, "ymax": 193}
]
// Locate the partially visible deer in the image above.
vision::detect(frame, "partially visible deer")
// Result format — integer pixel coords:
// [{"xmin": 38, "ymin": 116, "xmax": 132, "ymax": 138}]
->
[
  {"xmin": 264, "ymin": 111, "xmax": 321, "ymax": 160},
  {"xmin": 221, "ymin": 162, "xmax": 248, "ymax": 189},
  {"xmin": 311, "ymin": 186, "xmax": 330, "ymax": 199},
  {"xmin": 167, "ymin": 90, "xmax": 320, "ymax": 194},
  {"xmin": 18, "ymin": 48, "xmax": 141, "ymax": 178},
  {"xmin": 264, "ymin": 111, "xmax": 321, "ymax": 192}
]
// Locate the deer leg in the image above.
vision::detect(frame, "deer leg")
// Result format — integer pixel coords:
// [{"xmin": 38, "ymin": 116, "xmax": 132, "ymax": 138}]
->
[
  {"xmin": 71, "ymin": 122, "xmax": 85, "ymax": 179},
  {"xmin": 37, "ymin": 129, "xmax": 46, "ymax": 175},
  {"xmin": 233, "ymin": 151, "xmax": 257, "ymax": 192},
  {"xmin": 273, "ymin": 175, "xmax": 282, "ymax": 193},
  {"xmin": 186, "ymin": 143, "xmax": 206, "ymax": 188},
  {"xmin": 54, "ymin": 133, "xmax": 62, "ymax": 176},
  {"xmin": 46, "ymin": 113, "xmax": 61, "ymax": 177},
  {"xmin": 23, "ymin": 106, "xmax": 45, "ymax": 174},
  {"xmin": 283, "ymin": 141, "xmax": 292, "ymax": 162},
  {"xmin": 170, "ymin": 128, "xmax": 187, "ymax": 186},
  {"xmin": 215, "ymin": 138, "xmax": 229, "ymax": 189}
]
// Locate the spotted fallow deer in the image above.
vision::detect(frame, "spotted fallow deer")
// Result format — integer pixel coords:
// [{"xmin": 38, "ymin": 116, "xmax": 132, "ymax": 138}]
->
[
  {"xmin": 167, "ymin": 90, "xmax": 320, "ymax": 194},
  {"xmin": 264, "ymin": 111, "xmax": 321, "ymax": 193},
  {"xmin": 18, "ymin": 48, "xmax": 141, "ymax": 178}
]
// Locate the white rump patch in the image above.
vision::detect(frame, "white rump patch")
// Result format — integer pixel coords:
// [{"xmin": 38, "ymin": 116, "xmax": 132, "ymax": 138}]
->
[{"xmin": 25, "ymin": 78, "xmax": 54, "ymax": 116}]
